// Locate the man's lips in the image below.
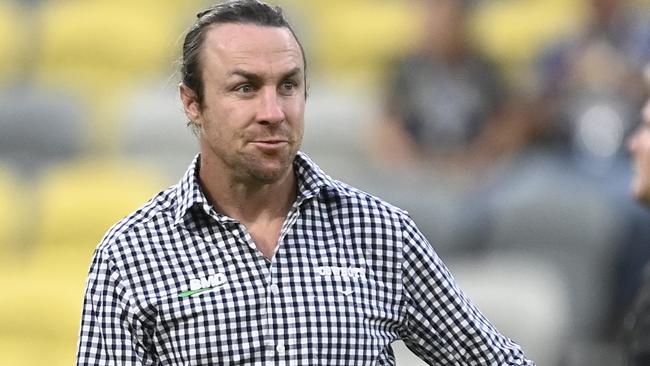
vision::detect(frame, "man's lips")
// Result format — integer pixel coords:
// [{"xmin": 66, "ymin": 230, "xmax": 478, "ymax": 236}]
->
[
  {"xmin": 249, "ymin": 140, "xmax": 290, "ymax": 150},
  {"xmin": 251, "ymin": 140, "xmax": 288, "ymax": 144}
]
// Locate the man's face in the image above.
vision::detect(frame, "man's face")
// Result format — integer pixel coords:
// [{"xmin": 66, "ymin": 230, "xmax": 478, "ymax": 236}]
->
[
  {"xmin": 629, "ymin": 100, "xmax": 650, "ymax": 204},
  {"xmin": 425, "ymin": 0, "xmax": 465, "ymax": 52},
  {"xmin": 590, "ymin": 0, "xmax": 623, "ymax": 24},
  {"xmin": 181, "ymin": 23, "xmax": 305, "ymax": 185}
]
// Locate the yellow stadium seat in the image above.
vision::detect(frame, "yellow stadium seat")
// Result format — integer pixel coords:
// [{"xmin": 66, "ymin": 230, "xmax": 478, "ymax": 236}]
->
[
  {"xmin": 26, "ymin": 157, "xmax": 170, "ymax": 303},
  {"xmin": 0, "ymin": 334, "xmax": 75, "ymax": 366},
  {"xmin": 0, "ymin": 85, "xmax": 88, "ymax": 176},
  {"xmin": 32, "ymin": 158, "xmax": 171, "ymax": 268},
  {"xmin": 470, "ymin": 0, "xmax": 586, "ymax": 84},
  {"xmin": 305, "ymin": 0, "xmax": 421, "ymax": 85},
  {"xmin": 0, "ymin": 2, "xmax": 24, "ymax": 84},
  {"xmin": 33, "ymin": 1, "xmax": 199, "ymax": 153},
  {"xmin": 34, "ymin": 2, "xmax": 183, "ymax": 106},
  {"xmin": 0, "ymin": 166, "xmax": 23, "ymax": 265},
  {"xmin": 0, "ymin": 272, "xmax": 81, "ymax": 366},
  {"xmin": 90, "ymin": 0, "xmax": 207, "ymax": 12},
  {"xmin": 0, "ymin": 158, "xmax": 171, "ymax": 366}
]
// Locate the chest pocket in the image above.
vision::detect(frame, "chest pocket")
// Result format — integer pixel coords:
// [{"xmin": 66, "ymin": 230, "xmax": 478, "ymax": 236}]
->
[
  {"xmin": 153, "ymin": 278, "xmax": 265, "ymax": 364},
  {"xmin": 154, "ymin": 283, "xmax": 231, "ymax": 349},
  {"xmin": 313, "ymin": 270, "xmax": 402, "ymax": 332},
  {"xmin": 301, "ymin": 272, "xmax": 398, "ymax": 363}
]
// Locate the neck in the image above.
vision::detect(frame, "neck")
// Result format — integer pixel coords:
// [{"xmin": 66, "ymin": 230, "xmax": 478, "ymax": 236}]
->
[{"xmin": 198, "ymin": 156, "xmax": 297, "ymax": 225}]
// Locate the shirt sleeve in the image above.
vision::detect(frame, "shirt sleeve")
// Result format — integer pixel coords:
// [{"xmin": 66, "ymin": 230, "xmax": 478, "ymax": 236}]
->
[
  {"xmin": 398, "ymin": 214, "xmax": 535, "ymax": 365},
  {"xmin": 76, "ymin": 248, "xmax": 157, "ymax": 366}
]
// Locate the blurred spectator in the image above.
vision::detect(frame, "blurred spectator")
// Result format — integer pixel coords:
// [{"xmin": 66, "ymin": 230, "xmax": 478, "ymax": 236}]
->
[
  {"xmin": 623, "ymin": 70, "xmax": 650, "ymax": 366},
  {"xmin": 535, "ymin": 0, "xmax": 650, "ymax": 339},
  {"xmin": 535, "ymin": 0, "xmax": 650, "ymax": 163},
  {"xmin": 372, "ymin": 0, "xmax": 530, "ymax": 174}
]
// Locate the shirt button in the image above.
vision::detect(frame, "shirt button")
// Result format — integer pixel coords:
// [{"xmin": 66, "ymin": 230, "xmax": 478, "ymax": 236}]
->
[
  {"xmin": 270, "ymin": 284, "xmax": 280, "ymax": 295},
  {"xmin": 276, "ymin": 341, "xmax": 286, "ymax": 354}
]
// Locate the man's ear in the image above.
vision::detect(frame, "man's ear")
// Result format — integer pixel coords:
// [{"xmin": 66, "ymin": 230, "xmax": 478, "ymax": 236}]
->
[{"xmin": 180, "ymin": 83, "xmax": 202, "ymax": 124}]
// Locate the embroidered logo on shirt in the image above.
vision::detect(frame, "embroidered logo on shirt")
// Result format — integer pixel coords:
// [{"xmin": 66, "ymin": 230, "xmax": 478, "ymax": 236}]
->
[
  {"xmin": 316, "ymin": 266, "xmax": 367, "ymax": 281},
  {"xmin": 178, "ymin": 273, "xmax": 227, "ymax": 298}
]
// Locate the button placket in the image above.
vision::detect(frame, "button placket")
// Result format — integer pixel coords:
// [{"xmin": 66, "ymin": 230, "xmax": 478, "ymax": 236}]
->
[
  {"xmin": 234, "ymin": 224, "xmax": 257, "ymax": 252},
  {"xmin": 264, "ymin": 339, "xmax": 276, "ymax": 357},
  {"xmin": 263, "ymin": 258, "xmax": 282, "ymax": 360},
  {"xmin": 276, "ymin": 341, "xmax": 286, "ymax": 354}
]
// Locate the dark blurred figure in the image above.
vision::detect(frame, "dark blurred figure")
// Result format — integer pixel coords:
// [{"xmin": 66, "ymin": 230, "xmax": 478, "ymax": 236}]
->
[
  {"xmin": 623, "ymin": 70, "xmax": 650, "ymax": 366},
  {"xmin": 536, "ymin": 0, "xmax": 650, "ymax": 164},
  {"xmin": 535, "ymin": 0, "xmax": 650, "ymax": 337},
  {"xmin": 373, "ymin": 0, "xmax": 530, "ymax": 174}
]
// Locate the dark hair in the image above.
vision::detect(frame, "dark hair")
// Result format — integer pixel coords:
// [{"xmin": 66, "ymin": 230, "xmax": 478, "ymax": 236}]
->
[{"xmin": 181, "ymin": 0, "xmax": 307, "ymax": 110}]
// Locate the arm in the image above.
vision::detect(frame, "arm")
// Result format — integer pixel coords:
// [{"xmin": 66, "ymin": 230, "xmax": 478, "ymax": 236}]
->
[
  {"xmin": 398, "ymin": 214, "xmax": 534, "ymax": 365},
  {"xmin": 76, "ymin": 249, "xmax": 157, "ymax": 366}
]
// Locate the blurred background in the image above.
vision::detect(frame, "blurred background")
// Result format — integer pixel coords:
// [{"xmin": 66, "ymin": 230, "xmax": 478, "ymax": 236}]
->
[{"xmin": 1, "ymin": 0, "xmax": 650, "ymax": 365}]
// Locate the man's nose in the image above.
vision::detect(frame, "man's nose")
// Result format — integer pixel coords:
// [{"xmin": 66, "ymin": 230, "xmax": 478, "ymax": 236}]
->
[{"xmin": 257, "ymin": 87, "xmax": 285, "ymax": 125}]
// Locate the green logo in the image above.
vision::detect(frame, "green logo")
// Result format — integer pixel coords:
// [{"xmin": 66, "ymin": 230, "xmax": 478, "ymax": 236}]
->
[{"xmin": 178, "ymin": 274, "xmax": 227, "ymax": 298}]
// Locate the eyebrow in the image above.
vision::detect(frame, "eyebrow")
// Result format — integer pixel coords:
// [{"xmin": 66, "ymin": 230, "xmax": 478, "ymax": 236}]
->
[{"xmin": 226, "ymin": 67, "xmax": 303, "ymax": 83}]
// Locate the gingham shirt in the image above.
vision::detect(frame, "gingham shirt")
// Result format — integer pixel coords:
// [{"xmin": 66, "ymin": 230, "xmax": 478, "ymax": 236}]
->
[{"xmin": 77, "ymin": 152, "xmax": 534, "ymax": 366}]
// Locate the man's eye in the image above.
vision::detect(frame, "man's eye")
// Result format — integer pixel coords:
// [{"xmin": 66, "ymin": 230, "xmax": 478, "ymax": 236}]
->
[
  {"xmin": 280, "ymin": 80, "xmax": 297, "ymax": 93},
  {"xmin": 236, "ymin": 84, "xmax": 254, "ymax": 93}
]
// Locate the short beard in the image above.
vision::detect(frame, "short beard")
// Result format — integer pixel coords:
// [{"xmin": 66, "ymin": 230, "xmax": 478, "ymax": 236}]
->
[{"xmin": 232, "ymin": 148, "xmax": 298, "ymax": 186}]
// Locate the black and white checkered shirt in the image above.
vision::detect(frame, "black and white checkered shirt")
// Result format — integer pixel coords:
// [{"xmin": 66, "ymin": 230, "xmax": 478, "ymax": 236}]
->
[{"xmin": 77, "ymin": 152, "xmax": 534, "ymax": 365}]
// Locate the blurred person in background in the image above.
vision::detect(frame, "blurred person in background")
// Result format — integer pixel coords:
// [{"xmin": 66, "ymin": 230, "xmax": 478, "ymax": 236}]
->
[
  {"xmin": 373, "ymin": 0, "xmax": 531, "ymax": 174},
  {"xmin": 628, "ymin": 87, "xmax": 650, "ymax": 206},
  {"xmin": 535, "ymin": 0, "xmax": 650, "ymax": 338},
  {"xmin": 75, "ymin": 1, "xmax": 534, "ymax": 365},
  {"xmin": 623, "ymin": 68, "xmax": 650, "ymax": 366},
  {"xmin": 535, "ymin": 0, "xmax": 650, "ymax": 160}
]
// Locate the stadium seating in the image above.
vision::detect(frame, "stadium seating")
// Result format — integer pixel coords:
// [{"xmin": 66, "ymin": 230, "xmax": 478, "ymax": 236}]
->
[
  {"xmin": 471, "ymin": 0, "xmax": 585, "ymax": 84},
  {"xmin": 0, "ymin": 272, "xmax": 82, "ymax": 366},
  {"xmin": 0, "ymin": 85, "xmax": 87, "ymax": 176},
  {"xmin": 33, "ymin": 1, "xmax": 187, "ymax": 149},
  {"xmin": 0, "ymin": 158, "xmax": 170, "ymax": 366},
  {"xmin": 0, "ymin": 2, "xmax": 23, "ymax": 84},
  {"xmin": 300, "ymin": 0, "xmax": 420, "ymax": 85},
  {"xmin": 0, "ymin": 335, "xmax": 74, "ymax": 366},
  {"xmin": 118, "ymin": 84, "xmax": 198, "ymax": 179},
  {"xmin": 448, "ymin": 253, "xmax": 571, "ymax": 366},
  {"xmin": 31, "ymin": 158, "xmax": 170, "ymax": 261},
  {"xmin": 34, "ymin": 1, "xmax": 181, "ymax": 96},
  {"xmin": 483, "ymin": 152, "xmax": 621, "ymax": 341},
  {"xmin": 0, "ymin": 166, "xmax": 22, "ymax": 265}
]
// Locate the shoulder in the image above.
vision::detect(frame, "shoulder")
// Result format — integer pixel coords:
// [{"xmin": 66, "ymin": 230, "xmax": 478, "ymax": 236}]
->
[
  {"xmin": 95, "ymin": 185, "xmax": 177, "ymax": 258},
  {"xmin": 298, "ymin": 152, "xmax": 413, "ymax": 225},
  {"xmin": 322, "ymin": 177, "xmax": 413, "ymax": 225}
]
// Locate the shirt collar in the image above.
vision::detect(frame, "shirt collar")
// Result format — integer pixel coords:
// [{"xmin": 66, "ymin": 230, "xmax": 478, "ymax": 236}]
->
[
  {"xmin": 173, "ymin": 154, "xmax": 211, "ymax": 226},
  {"xmin": 173, "ymin": 151, "xmax": 346, "ymax": 226}
]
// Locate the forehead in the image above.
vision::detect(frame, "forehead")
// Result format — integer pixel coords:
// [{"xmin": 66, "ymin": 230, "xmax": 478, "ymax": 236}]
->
[{"xmin": 201, "ymin": 23, "xmax": 304, "ymax": 74}]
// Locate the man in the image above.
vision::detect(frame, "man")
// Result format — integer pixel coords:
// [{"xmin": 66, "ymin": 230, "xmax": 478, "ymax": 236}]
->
[
  {"xmin": 624, "ymin": 82, "xmax": 650, "ymax": 365},
  {"xmin": 376, "ymin": 0, "xmax": 515, "ymax": 172},
  {"xmin": 629, "ymin": 99, "xmax": 650, "ymax": 205},
  {"xmin": 535, "ymin": 0, "xmax": 650, "ymax": 155},
  {"xmin": 76, "ymin": 1, "xmax": 534, "ymax": 364}
]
